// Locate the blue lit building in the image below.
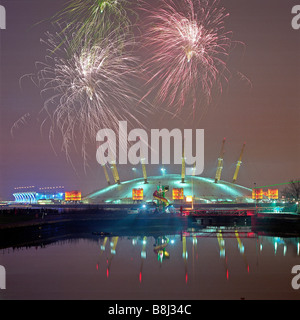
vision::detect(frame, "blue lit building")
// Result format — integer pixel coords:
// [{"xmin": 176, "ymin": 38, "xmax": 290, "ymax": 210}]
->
[{"xmin": 13, "ymin": 190, "xmax": 65, "ymax": 204}]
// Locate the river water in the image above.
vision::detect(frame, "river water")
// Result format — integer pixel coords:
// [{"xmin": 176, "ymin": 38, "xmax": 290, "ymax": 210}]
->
[{"xmin": 0, "ymin": 226, "xmax": 300, "ymax": 300}]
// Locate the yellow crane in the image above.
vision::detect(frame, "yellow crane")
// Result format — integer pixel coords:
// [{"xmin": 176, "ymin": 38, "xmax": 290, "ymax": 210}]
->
[
  {"xmin": 233, "ymin": 143, "xmax": 246, "ymax": 184},
  {"xmin": 214, "ymin": 138, "xmax": 226, "ymax": 183}
]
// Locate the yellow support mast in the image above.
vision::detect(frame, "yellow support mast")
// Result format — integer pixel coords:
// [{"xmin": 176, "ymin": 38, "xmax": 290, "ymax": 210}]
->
[
  {"xmin": 102, "ymin": 165, "xmax": 111, "ymax": 185},
  {"xmin": 181, "ymin": 150, "xmax": 185, "ymax": 183},
  {"xmin": 214, "ymin": 138, "xmax": 226, "ymax": 183},
  {"xmin": 138, "ymin": 136, "xmax": 148, "ymax": 184},
  {"xmin": 232, "ymin": 143, "xmax": 246, "ymax": 184},
  {"xmin": 110, "ymin": 160, "xmax": 121, "ymax": 185},
  {"xmin": 141, "ymin": 157, "xmax": 148, "ymax": 184}
]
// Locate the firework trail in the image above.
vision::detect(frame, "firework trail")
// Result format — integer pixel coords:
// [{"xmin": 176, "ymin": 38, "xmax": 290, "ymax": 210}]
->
[
  {"xmin": 52, "ymin": 0, "xmax": 137, "ymax": 52},
  {"xmin": 140, "ymin": 0, "xmax": 234, "ymax": 117},
  {"xmin": 25, "ymin": 26, "xmax": 146, "ymax": 163},
  {"xmin": 11, "ymin": 113, "xmax": 31, "ymax": 138}
]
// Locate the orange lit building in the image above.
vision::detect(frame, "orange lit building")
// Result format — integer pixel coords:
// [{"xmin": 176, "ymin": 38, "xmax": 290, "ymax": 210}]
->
[
  {"xmin": 266, "ymin": 189, "xmax": 279, "ymax": 200},
  {"xmin": 65, "ymin": 191, "xmax": 82, "ymax": 202},
  {"xmin": 252, "ymin": 189, "xmax": 263, "ymax": 200},
  {"xmin": 172, "ymin": 188, "xmax": 184, "ymax": 200},
  {"xmin": 252, "ymin": 188, "xmax": 278, "ymax": 200},
  {"xmin": 132, "ymin": 188, "xmax": 144, "ymax": 201}
]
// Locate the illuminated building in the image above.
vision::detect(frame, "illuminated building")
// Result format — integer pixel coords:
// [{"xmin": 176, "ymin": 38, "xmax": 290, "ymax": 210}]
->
[
  {"xmin": 65, "ymin": 191, "xmax": 82, "ymax": 202},
  {"xmin": 85, "ymin": 174, "xmax": 253, "ymax": 205},
  {"xmin": 252, "ymin": 188, "xmax": 279, "ymax": 200},
  {"xmin": 13, "ymin": 187, "xmax": 82, "ymax": 204},
  {"xmin": 132, "ymin": 189, "xmax": 144, "ymax": 201}
]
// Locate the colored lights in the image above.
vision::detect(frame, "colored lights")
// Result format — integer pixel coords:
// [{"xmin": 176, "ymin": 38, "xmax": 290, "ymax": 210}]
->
[
  {"xmin": 65, "ymin": 191, "xmax": 82, "ymax": 202},
  {"xmin": 87, "ymin": 174, "xmax": 253, "ymax": 205},
  {"xmin": 172, "ymin": 188, "xmax": 184, "ymax": 200},
  {"xmin": 252, "ymin": 188, "xmax": 263, "ymax": 200},
  {"xmin": 185, "ymin": 196, "xmax": 193, "ymax": 203},
  {"xmin": 267, "ymin": 189, "xmax": 279, "ymax": 200},
  {"xmin": 13, "ymin": 188, "xmax": 81, "ymax": 204},
  {"xmin": 252, "ymin": 188, "xmax": 279, "ymax": 200},
  {"xmin": 132, "ymin": 188, "xmax": 143, "ymax": 201}
]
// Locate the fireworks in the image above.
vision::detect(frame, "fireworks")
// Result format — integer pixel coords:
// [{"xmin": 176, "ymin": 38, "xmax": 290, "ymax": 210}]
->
[
  {"xmin": 16, "ymin": 0, "xmax": 246, "ymax": 166},
  {"xmin": 141, "ymin": 0, "xmax": 233, "ymax": 116},
  {"xmin": 30, "ymin": 27, "xmax": 144, "ymax": 161},
  {"xmin": 52, "ymin": 0, "xmax": 136, "ymax": 52}
]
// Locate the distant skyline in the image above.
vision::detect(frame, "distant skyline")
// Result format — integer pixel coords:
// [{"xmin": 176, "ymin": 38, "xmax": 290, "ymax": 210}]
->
[{"xmin": 0, "ymin": 0, "xmax": 299, "ymax": 200}]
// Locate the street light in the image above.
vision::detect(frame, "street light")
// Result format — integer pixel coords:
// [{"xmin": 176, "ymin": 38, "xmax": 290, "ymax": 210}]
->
[{"xmin": 161, "ymin": 168, "xmax": 166, "ymax": 176}]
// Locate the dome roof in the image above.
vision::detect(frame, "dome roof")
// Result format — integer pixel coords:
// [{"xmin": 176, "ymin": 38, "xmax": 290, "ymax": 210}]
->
[{"xmin": 85, "ymin": 174, "xmax": 252, "ymax": 204}]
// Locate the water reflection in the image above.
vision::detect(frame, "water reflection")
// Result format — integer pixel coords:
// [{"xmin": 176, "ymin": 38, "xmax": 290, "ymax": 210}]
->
[
  {"xmin": 1, "ymin": 226, "xmax": 300, "ymax": 299},
  {"xmin": 90, "ymin": 226, "xmax": 300, "ymax": 285}
]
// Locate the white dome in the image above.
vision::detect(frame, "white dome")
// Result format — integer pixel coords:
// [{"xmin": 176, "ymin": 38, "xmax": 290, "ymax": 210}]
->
[{"xmin": 85, "ymin": 174, "xmax": 252, "ymax": 204}]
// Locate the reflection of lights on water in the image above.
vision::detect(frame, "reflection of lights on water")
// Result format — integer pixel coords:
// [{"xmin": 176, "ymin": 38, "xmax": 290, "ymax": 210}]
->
[
  {"xmin": 283, "ymin": 245, "xmax": 287, "ymax": 256},
  {"xmin": 132, "ymin": 239, "xmax": 137, "ymax": 246},
  {"xmin": 260, "ymin": 244, "xmax": 263, "ymax": 252},
  {"xmin": 182, "ymin": 252, "xmax": 188, "ymax": 259},
  {"xmin": 142, "ymin": 239, "xmax": 147, "ymax": 245},
  {"xmin": 141, "ymin": 251, "xmax": 146, "ymax": 259},
  {"xmin": 274, "ymin": 242, "xmax": 277, "ymax": 254},
  {"xmin": 298, "ymin": 243, "xmax": 300, "ymax": 256},
  {"xmin": 239, "ymin": 245, "xmax": 245, "ymax": 254},
  {"xmin": 170, "ymin": 239, "xmax": 175, "ymax": 244}
]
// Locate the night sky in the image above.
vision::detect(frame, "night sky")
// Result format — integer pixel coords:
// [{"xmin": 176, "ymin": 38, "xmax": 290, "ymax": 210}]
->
[{"xmin": 0, "ymin": 0, "xmax": 299, "ymax": 200}]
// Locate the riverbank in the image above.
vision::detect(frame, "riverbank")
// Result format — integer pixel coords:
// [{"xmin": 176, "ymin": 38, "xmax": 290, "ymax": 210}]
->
[{"xmin": 1, "ymin": 208, "xmax": 300, "ymax": 249}]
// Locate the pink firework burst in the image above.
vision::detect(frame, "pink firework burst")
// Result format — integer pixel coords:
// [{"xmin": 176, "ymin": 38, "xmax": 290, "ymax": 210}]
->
[{"xmin": 141, "ymin": 0, "xmax": 233, "ymax": 117}]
